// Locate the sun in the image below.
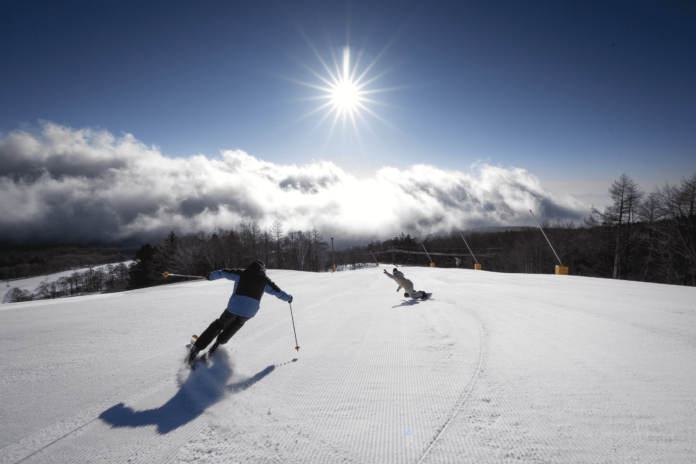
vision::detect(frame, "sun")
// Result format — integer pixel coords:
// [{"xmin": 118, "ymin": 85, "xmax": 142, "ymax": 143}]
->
[
  {"xmin": 295, "ymin": 44, "xmax": 390, "ymax": 137},
  {"xmin": 331, "ymin": 79, "xmax": 360, "ymax": 113},
  {"xmin": 329, "ymin": 47, "xmax": 362, "ymax": 114}
]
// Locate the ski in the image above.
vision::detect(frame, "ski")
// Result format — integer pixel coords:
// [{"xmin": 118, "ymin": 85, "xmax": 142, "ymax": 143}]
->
[{"xmin": 186, "ymin": 335, "xmax": 199, "ymax": 369}]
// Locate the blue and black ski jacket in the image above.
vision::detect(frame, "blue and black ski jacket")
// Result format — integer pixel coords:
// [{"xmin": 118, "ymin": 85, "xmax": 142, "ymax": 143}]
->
[{"xmin": 209, "ymin": 261, "xmax": 292, "ymax": 318}]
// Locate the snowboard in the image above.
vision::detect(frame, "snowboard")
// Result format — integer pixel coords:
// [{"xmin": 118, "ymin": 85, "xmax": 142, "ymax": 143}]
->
[{"xmin": 420, "ymin": 293, "xmax": 432, "ymax": 300}]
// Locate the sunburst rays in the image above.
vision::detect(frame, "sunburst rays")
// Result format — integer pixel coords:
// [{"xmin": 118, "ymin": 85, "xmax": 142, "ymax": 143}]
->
[{"xmin": 294, "ymin": 42, "xmax": 392, "ymax": 139}]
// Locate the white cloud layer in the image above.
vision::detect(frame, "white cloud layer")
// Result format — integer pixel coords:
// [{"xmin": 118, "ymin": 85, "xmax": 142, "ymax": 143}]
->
[{"xmin": 0, "ymin": 123, "xmax": 588, "ymax": 244}]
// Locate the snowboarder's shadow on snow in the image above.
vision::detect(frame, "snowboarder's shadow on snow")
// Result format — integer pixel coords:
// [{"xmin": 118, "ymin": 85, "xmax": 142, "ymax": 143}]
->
[{"xmin": 99, "ymin": 350, "xmax": 278, "ymax": 434}]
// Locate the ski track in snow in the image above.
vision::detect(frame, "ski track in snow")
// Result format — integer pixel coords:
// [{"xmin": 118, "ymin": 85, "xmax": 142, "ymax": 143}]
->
[{"xmin": 1, "ymin": 268, "xmax": 695, "ymax": 463}]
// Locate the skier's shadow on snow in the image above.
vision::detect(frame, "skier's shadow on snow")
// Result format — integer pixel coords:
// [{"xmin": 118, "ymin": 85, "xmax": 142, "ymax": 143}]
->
[{"xmin": 99, "ymin": 350, "xmax": 277, "ymax": 434}]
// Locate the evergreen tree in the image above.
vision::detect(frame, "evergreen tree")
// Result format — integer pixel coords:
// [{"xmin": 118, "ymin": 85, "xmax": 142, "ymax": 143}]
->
[
  {"xmin": 149, "ymin": 231, "xmax": 180, "ymax": 285},
  {"xmin": 127, "ymin": 244, "xmax": 155, "ymax": 290}
]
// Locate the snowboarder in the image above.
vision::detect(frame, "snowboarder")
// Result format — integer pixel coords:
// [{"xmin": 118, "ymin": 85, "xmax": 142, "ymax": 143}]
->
[
  {"xmin": 187, "ymin": 260, "xmax": 293, "ymax": 367},
  {"xmin": 383, "ymin": 268, "xmax": 430, "ymax": 300}
]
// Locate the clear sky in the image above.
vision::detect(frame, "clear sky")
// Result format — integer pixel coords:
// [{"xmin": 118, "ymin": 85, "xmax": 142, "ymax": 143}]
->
[{"xmin": 1, "ymin": 0, "xmax": 695, "ymax": 244}]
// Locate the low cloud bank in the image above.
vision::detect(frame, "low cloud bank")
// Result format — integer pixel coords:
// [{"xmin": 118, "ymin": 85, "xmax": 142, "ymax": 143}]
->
[{"xmin": 0, "ymin": 123, "xmax": 587, "ymax": 244}]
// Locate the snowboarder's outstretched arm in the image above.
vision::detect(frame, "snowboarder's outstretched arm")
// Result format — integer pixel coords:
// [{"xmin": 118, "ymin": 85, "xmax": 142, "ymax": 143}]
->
[
  {"xmin": 207, "ymin": 269, "xmax": 243, "ymax": 282},
  {"xmin": 383, "ymin": 269, "xmax": 402, "ymax": 291}
]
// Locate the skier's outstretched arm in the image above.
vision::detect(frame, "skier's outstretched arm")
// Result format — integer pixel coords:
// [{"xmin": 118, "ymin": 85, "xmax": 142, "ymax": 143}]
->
[
  {"xmin": 264, "ymin": 278, "xmax": 293, "ymax": 303},
  {"xmin": 207, "ymin": 269, "xmax": 243, "ymax": 282}
]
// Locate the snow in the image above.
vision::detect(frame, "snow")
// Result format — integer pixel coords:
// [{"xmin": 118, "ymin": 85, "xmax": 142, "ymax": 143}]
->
[{"xmin": 1, "ymin": 266, "xmax": 695, "ymax": 463}]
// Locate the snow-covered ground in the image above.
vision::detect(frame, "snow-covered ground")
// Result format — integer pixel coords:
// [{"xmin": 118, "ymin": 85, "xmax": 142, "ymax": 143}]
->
[
  {"xmin": 0, "ymin": 262, "xmax": 132, "ymax": 304},
  {"xmin": 1, "ymin": 266, "xmax": 695, "ymax": 463}
]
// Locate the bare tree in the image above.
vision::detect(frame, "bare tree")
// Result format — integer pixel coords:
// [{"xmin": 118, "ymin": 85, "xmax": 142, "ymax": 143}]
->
[
  {"xmin": 295, "ymin": 230, "xmax": 310, "ymax": 270},
  {"xmin": 655, "ymin": 174, "xmax": 696, "ymax": 285},
  {"xmin": 272, "ymin": 219, "xmax": 284, "ymax": 269},
  {"xmin": 261, "ymin": 229, "xmax": 272, "ymax": 267},
  {"xmin": 637, "ymin": 190, "xmax": 662, "ymax": 281},
  {"xmin": 587, "ymin": 174, "xmax": 643, "ymax": 279},
  {"xmin": 3, "ymin": 287, "xmax": 33, "ymax": 303}
]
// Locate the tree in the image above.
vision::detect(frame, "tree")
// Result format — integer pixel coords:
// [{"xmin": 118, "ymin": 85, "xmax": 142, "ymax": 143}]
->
[
  {"xmin": 3, "ymin": 287, "xmax": 33, "ymax": 303},
  {"xmin": 272, "ymin": 220, "xmax": 284, "ymax": 268},
  {"xmin": 36, "ymin": 281, "xmax": 51, "ymax": 299},
  {"xmin": 57, "ymin": 277, "xmax": 70, "ymax": 296},
  {"xmin": 654, "ymin": 174, "xmax": 696, "ymax": 285},
  {"xmin": 149, "ymin": 231, "xmax": 180, "ymax": 284},
  {"xmin": 127, "ymin": 244, "xmax": 155, "ymax": 290},
  {"xmin": 637, "ymin": 191, "xmax": 662, "ymax": 281},
  {"xmin": 261, "ymin": 230, "xmax": 272, "ymax": 267},
  {"xmin": 587, "ymin": 174, "xmax": 643, "ymax": 279},
  {"xmin": 311, "ymin": 228, "xmax": 328, "ymax": 271}
]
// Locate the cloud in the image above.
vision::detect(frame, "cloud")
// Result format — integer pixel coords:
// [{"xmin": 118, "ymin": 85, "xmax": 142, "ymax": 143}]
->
[{"xmin": 0, "ymin": 123, "xmax": 588, "ymax": 244}]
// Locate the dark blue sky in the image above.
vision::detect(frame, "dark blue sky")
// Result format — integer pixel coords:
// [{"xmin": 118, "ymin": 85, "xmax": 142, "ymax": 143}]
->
[{"xmin": 1, "ymin": 0, "xmax": 695, "ymax": 196}]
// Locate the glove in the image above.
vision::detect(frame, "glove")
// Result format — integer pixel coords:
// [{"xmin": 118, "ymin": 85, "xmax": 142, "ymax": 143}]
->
[
  {"xmin": 383, "ymin": 269, "xmax": 387, "ymax": 274},
  {"xmin": 206, "ymin": 273, "xmax": 211, "ymax": 281},
  {"xmin": 288, "ymin": 296, "xmax": 293, "ymax": 303}
]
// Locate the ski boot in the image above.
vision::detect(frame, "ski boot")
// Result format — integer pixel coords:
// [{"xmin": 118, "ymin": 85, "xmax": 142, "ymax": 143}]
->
[
  {"xmin": 187, "ymin": 345, "xmax": 200, "ymax": 369},
  {"xmin": 201, "ymin": 341, "xmax": 220, "ymax": 364},
  {"xmin": 209, "ymin": 341, "xmax": 220, "ymax": 355}
]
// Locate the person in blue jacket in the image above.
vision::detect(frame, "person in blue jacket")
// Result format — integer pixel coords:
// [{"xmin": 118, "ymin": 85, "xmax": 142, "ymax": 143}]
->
[{"xmin": 187, "ymin": 260, "xmax": 292, "ymax": 366}]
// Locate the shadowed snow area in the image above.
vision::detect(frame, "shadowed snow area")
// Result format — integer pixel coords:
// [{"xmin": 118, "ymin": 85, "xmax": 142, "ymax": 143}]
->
[{"xmin": 0, "ymin": 267, "xmax": 695, "ymax": 463}]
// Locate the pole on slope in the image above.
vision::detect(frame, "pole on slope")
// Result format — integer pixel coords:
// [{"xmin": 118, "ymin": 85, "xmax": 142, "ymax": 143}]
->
[
  {"xmin": 338, "ymin": 253, "xmax": 348, "ymax": 270},
  {"xmin": 422, "ymin": 244, "xmax": 435, "ymax": 267},
  {"xmin": 459, "ymin": 233, "xmax": 482, "ymax": 270},
  {"xmin": 289, "ymin": 302, "xmax": 300, "ymax": 351},
  {"xmin": 331, "ymin": 237, "xmax": 335, "ymax": 272},
  {"xmin": 369, "ymin": 250, "xmax": 379, "ymax": 265},
  {"xmin": 163, "ymin": 272, "xmax": 204, "ymax": 279},
  {"xmin": 459, "ymin": 233, "xmax": 479, "ymax": 264},
  {"xmin": 529, "ymin": 210, "xmax": 563, "ymax": 266}
]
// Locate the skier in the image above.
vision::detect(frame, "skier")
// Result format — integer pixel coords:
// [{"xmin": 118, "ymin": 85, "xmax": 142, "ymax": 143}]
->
[
  {"xmin": 383, "ymin": 268, "xmax": 430, "ymax": 300},
  {"xmin": 187, "ymin": 260, "xmax": 293, "ymax": 367}
]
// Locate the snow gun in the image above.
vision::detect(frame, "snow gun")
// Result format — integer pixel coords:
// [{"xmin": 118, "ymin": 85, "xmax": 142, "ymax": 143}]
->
[{"xmin": 162, "ymin": 272, "xmax": 204, "ymax": 279}]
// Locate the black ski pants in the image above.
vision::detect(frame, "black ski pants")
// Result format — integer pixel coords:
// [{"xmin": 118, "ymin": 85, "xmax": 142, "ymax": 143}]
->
[{"xmin": 195, "ymin": 309, "xmax": 249, "ymax": 350}]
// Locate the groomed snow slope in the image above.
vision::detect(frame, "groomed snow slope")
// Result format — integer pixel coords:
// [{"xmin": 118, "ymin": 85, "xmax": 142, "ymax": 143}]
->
[{"xmin": 1, "ymin": 267, "xmax": 695, "ymax": 463}]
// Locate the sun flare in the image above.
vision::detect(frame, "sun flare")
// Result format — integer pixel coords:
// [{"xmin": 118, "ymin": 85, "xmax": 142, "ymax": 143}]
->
[
  {"xmin": 329, "ymin": 47, "xmax": 361, "ymax": 114},
  {"xmin": 295, "ymin": 44, "xmax": 390, "ymax": 137}
]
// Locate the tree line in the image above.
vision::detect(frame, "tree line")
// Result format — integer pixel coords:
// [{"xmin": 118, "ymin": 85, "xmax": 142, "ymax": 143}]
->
[
  {"xmin": 126, "ymin": 222, "xmax": 331, "ymax": 289},
  {"xmin": 3, "ymin": 263, "xmax": 130, "ymax": 303}
]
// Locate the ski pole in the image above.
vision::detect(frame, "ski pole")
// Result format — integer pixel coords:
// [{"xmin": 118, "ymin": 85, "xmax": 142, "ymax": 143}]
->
[
  {"xmin": 162, "ymin": 272, "xmax": 205, "ymax": 279},
  {"xmin": 289, "ymin": 302, "xmax": 300, "ymax": 351}
]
